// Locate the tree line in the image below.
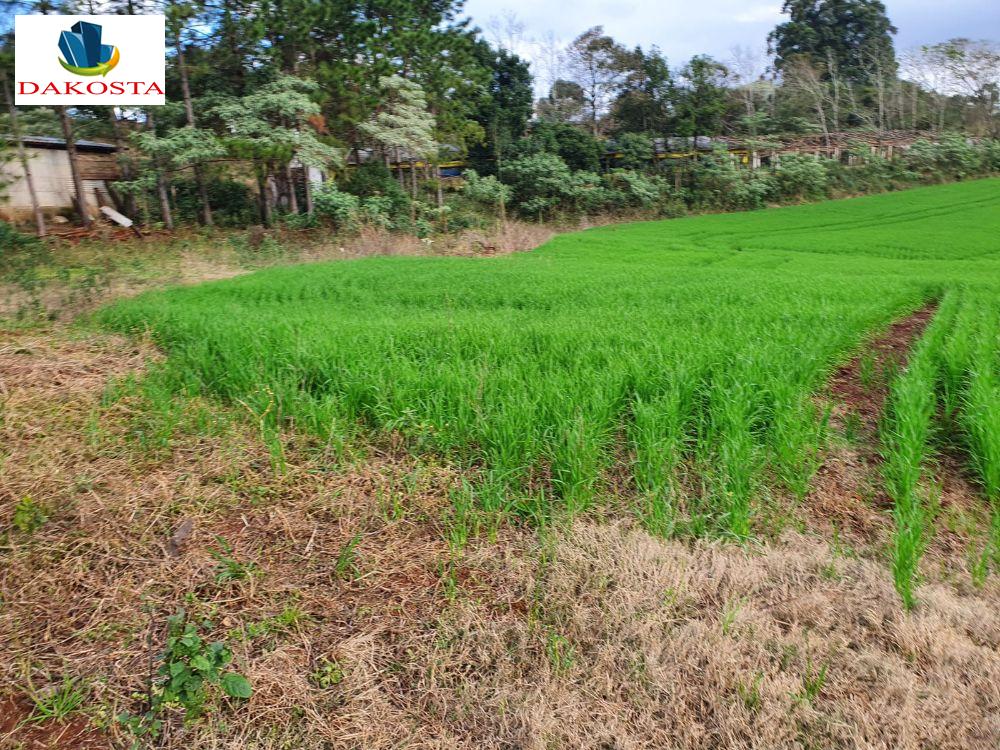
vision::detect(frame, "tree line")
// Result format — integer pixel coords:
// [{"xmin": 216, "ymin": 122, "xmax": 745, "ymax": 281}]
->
[{"xmin": 0, "ymin": 0, "xmax": 998, "ymax": 235}]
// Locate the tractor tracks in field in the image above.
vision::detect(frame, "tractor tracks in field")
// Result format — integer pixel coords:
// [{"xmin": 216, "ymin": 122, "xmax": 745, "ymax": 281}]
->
[{"xmin": 806, "ymin": 302, "xmax": 938, "ymax": 537}]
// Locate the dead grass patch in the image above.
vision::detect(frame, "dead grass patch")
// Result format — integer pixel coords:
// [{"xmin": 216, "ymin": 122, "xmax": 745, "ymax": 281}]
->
[
  {"xmin": 1, "ymin": 325, "xmax": 998, "ymax": 749},
  {"xmin": 0, "ymin": 221, "xmax": 554, "ymax": 325}
]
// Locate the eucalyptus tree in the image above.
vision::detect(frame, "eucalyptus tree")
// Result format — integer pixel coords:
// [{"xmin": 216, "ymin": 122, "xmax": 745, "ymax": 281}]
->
[
  {"xmin": 564, "ymin": 26, "xmax": 630, "ymax": 135},
  {"xmin": 675, "ymin": 55, "xmax": 730, "ymax": 145},
  {"xmin": 612, "ymin": 46, "xmax": 675, "ymax": 135}
]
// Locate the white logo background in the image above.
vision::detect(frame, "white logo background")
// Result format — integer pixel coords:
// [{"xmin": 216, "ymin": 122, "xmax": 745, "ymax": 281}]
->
[{"xmin": 14, "ymin": 15, "xmax": 166, "ymax": 106}]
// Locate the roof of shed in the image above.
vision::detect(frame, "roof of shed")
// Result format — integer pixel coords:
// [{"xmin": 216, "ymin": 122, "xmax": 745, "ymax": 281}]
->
[{"xmin": 10, "ymin": 135, "xmax": 118, "ymax": 153}]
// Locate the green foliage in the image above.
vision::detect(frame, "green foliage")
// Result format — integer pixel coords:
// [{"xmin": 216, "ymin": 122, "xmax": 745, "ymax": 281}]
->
[
  {"xmin": 360, "ymin": 75, "xmax": 437, "ymax": 161},
  {"xmin": 0, "ymin": 223, "xmax": 51, "ymax": 298},
  {"xmin": 674, "ymin": 55, "xmax": 730, "ymax": 140},
  {"xmin": 171, "ymin": 178, "xmax": 257, "ymax": 227},
  {"xmin": 467, "ymin": 42, "xmax": 534, "ymax": 175},
  {"xmin": 513, "ymin": 122, "xmax": 604, "ymax": 173},
  {"xmin": 936, "ymin": 292, "xmax": 1000, "ymax": 577},
  {"xmin": 213, "ymin": 75, "xmax": 342, "ymax": 171},
  {"xmin": 99, "ymin": 180, "xmax": 1000, "ymax": 539},
  {"xmin": 134, "ymin": 125, "xmax": 226, "ymax": 173},
  {"xmin": 334, "ymin": 533, "xmax": 363, "ymax": 581},
  {"xmin": 773, "ymin": 153, "xmax": 830, "ymax": 201},
  {"xmin": 545, "ymin": 631, "xmax": 575, "ymax": 674},
  {"xmin": 0, "ymin": 221, "xmax": 39, "ymax": 254},
  {"xmin": 209, "ymin": 536, "xmax": 258, "ymax": 583},
  {"xmin": 502, "ymin": 152, "xmax": 577, "ymax": 220},
  {"xmin": 119, "ymin": 609, "xmax": 251, "ymax": 740},
  {"xmin": 690, "ymin": 151, "xmax": 774, "ymax": 211},
  {"xmin": 310, "ymin": 658, "xmax": 345, "ymax": 688},
  {"xmin": 24, "ymin": 676, "xmax": 85, "ymax": 722},
  {"xmin": 903, "ymin": 135, "xmax": 989, "ymax": 182},
  {"xmin": 827, "ymin": 151, "xmax": 904, "ymax": 194},
  {"xmin": 462, "ymin": 169, "xmax": 511, "ymax": 210},
  {"xmin": 340, "ymin": 162, "xmax": 411, "ymax": 222},
  {"xmin": 611, "ymin": 47, "xmax": 675, "ymax": 135},
  {"xmin": 12, "ymin": 496, "xmax": 47, "ymax": 534},
  {"xmin": 158, "ymin": 610, "xmax": 248, "ymax": 716},
  {"xmin": 313, "ymin": 184, "xmax": 361, "ymax": 231},
  {"xmin": 795, "ymin": 656, "xmax": 830, "ymax": 704},
  {"xmin": 769, "ymin": 0, "xmax": 898, "ymax": 83},
  {"xmin": 614, "ymin": 132, "xmax": 655, "ymax": 171},
  {"xmin": 881, "ymin": 299, "xmax": 949, "ymax": 610}
]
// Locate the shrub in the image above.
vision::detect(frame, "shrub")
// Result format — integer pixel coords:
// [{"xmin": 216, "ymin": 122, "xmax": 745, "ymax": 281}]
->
[
  {"xmin": 982, "ymin": 139, "xmax": 1000, "ymax": 172},
  {"xmin": 0, "ymin": 221, "xmax": 51, "ymax": 296},
  {"xmin": 603, "ymin": 170, "xmax": 676, "ymax": 212},
  {"xmin": 340, "ymin": 162, "xmax": 411, "ymax": 218},
  {"xmin": 615, "ymin": 133, "xmax": 655, "ymax": 171},
  {"xmin": 690, "ymin": 152, "xmax": 774, "ymax": 211},
  {"xmin": 281, "ymin": 211, "xmax": 318, "ymax": 230},
  {"xmin": 827, "ymin": 151, "xmax": 902, "ymax": 194},
  {"xmin": 462, "ymin": 169, "xmax": 512, "ymax": 210},
  {"xmin": 360, "ymin": 196, "xmax": 395, "ymax": 230},
  {"xmin": 172, "ymin": 178, "xmax": 257, "ymax": 227},
  {"xmin": 511, "ymin": 122, "xmax": 604, "ymax": 173},
  {"xmin": 569, "ymin": 170, "xmax": 618, "ymax": 215},
  {"xmin": 503, "ymin": 153, "xmax": 577, "ymax": 220},
  {"xmin": 773, "ymin": 153, "xmax": 830, "ymax": 202},
  {"xmin": 903, "ymin": 135, "xmax": 984, "ymax": 181},
  {"xmin": 313, "ymin": 184, "xmax": 361, "ymax": 231},
  {"xmin": 0, "ymin": 221, "xmax": 40, "ymax": 254}
]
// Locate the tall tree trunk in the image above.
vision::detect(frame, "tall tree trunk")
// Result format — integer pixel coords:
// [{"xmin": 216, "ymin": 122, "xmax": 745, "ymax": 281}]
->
[
  {"xmin": 174, "ymin": 30, "xmax": 213, "ymax": 226},
  {"xmin": 285, "ymin": 161, "xmax": 298, "ymax": 213},
  {"xmin": 254, "ymin": 163, "xmax": 269, "ymax": 226},
  {"xmin": 435, "ymin": 163, "xmax": 444, "ymax": 230},
  {"xmin": 304, "ymin": 167, "xmax": 314, "ymax": 216},
  {"xmin": 826, "ymin": 50, "xmax": 840, "ymax": 132},
  {"xmin": 57, "ymin": 106, "xmax": 91, "ymax": 227},
  {"xmin": 493, "ymin": 120, "xmax": 503, "ymax": 182},
  {"xmin": 3, "ymin": 76, "xmax": 46, "ymax": 237},
  {"xmin": 264, "ymin": 160, "xmax": 278, "ymax": 226},
  {"xmin": 146, "ymin": 109, "xmax": 174, "ymax": 229},
  {"xmin": 107, "ymin": 107, "xmax": 137, "ymax": 217}
]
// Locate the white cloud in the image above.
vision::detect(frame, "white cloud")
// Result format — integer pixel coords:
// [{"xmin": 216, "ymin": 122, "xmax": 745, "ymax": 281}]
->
[
  {"xmin": 734, "ymin": 4, "xmax": 783, "ymax": 24},
  {"xmin": 463, "ymin": 0, "xmax": 1000, "ymax": 69}
]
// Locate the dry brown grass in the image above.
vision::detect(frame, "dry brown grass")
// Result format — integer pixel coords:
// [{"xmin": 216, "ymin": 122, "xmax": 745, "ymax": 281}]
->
[{"xmin": 2, "ymin": 324, "xmax": 999, "ymax": 749}]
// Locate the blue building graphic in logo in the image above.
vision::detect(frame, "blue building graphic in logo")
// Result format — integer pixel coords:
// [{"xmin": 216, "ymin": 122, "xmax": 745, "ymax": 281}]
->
[{"xmin": 58, "ymin": 21, "xmax": 120, "ymax": 76}]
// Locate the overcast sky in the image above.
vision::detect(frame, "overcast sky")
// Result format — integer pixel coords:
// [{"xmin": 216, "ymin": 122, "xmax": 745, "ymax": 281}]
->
[{"xmin": 463, "ymin": 0, "xmax": 1000, "ymax": 83}]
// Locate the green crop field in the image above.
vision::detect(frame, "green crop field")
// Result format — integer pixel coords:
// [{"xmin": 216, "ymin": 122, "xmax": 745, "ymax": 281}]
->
[{"xmin": 99, "ymin": 179, "xmax": 1000, "ymax": 595}]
